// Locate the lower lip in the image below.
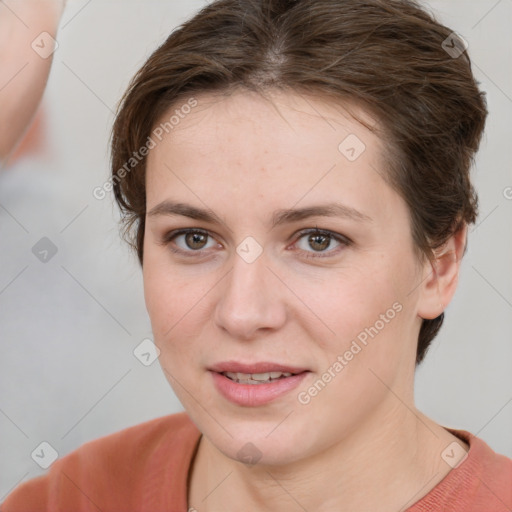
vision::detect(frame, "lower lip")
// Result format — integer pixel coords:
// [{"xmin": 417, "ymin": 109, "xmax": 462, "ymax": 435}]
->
[{"xmin": 210, "ymin": 371, "xmax": 309, "ymax": 407}]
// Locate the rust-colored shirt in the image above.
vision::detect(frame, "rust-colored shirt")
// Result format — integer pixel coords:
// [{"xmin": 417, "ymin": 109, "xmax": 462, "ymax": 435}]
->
[{"xmin": 2, "ymin": 412, "xmax": 511, "ymax": 511}]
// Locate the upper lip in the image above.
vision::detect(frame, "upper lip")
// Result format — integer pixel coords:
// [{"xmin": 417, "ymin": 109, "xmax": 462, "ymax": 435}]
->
[{"xmin": 209, "ymin": 361, "xmax": 309, "ymax": 374}]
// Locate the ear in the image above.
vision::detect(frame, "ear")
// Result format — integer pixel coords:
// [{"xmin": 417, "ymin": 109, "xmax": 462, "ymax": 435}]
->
[{"xmin": 417, "ymin": 224, "xmax": 467, "ymax": 320}]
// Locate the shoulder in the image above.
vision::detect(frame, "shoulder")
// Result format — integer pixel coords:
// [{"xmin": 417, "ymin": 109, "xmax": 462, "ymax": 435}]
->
[
  {"xmin": 409, "ymin": 428, "xmax": 512, "ymax": 512},
  {"xmin": 73, "ymin": 410, "xmax": 198, "ymax": 462},
  {"xmin": 466, "ymin": 432, "xmax": 512, "ymax": 510},
  {"xmin": 1, "ymin": 412, "xmax": 200, "ymax": 512}
]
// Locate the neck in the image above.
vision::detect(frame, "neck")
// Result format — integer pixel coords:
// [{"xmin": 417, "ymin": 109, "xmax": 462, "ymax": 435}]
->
[{"xmin": 188, "ymin": 401, "xmax": 462, "ymax": 511}]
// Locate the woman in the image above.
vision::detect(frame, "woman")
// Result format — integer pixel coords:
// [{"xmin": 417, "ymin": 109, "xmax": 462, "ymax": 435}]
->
[{"xmin": 3, "ymin": 0, "xmax": 511, "ymax": 510}]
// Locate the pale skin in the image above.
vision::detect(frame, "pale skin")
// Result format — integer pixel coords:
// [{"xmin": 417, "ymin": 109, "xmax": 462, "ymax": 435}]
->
[
  {"xmin": 0, "ymin": 0, "xmax": 66, "ymax": 166},
  {"xmin": 143, "ymin": 89, "xmax": 469, "ymax": 511}
]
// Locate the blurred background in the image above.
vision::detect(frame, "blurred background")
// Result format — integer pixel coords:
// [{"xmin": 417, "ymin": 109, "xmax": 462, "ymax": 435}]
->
[{"xmin": 0, "ymin": 0, "xmax": 511, "ymax": 499}]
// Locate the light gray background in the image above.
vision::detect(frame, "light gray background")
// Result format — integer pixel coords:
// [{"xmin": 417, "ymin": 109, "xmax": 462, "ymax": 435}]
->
[{"xmin": 1, "ymin": 0, "xmax": 511, "ymax": 500}]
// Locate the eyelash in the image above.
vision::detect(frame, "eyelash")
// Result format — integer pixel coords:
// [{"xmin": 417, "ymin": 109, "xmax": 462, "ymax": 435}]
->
[{"xmin": 160, "ymin": 227, "xmax": 352, "ymax": 259}]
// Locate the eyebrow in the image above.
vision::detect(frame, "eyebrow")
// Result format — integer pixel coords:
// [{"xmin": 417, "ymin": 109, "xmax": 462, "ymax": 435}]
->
[{"xmin": 147, "ymin": 200, "xmax": 372, "ymax": 228}]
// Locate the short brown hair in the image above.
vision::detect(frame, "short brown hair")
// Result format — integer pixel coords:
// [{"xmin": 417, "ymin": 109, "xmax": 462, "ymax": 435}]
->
[{"xmin": 110, "ymin": 0, "xmax": 487, "ymax": 365}]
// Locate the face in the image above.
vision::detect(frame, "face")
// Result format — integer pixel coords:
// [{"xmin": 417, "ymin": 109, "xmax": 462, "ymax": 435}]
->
[{"xmin": 143, "ymin": 89, "xmax": 426, "ymax": 466}]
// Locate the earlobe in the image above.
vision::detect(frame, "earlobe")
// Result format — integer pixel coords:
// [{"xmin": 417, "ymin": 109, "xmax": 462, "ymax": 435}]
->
[{"xmin": 417, "ymin": 224, "xmax": 467, "ymax": 320}]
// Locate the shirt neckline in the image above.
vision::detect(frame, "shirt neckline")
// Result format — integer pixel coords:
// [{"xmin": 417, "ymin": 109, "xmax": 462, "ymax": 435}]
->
[{"xmin": 147, "ymin": 416, "xmax": 481, "ymax": 511}]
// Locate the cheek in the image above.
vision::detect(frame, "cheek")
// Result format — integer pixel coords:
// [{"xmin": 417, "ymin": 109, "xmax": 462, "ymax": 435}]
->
[
  {"xmin": 311, "ymin": 264, "xmax": 404, "ymax": 342},
  {"xmin": 307, "ymin": 254, "xmax": 416, "ymax": 382},
  {"xmin": 298, "ymin": 276, "xmax": 411, "ymax": 422},
  {"xmin": 142, "ymin": 252, "xmax": 211, "ymax": 364}
]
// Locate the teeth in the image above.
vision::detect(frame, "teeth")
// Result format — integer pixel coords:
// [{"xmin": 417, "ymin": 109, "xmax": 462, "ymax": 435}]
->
[
  {"xmin": 223, "ymin": 371, "xmax": 293, "ymax": 384},
  {"xmin": 251, "ymin": 372, "xmax": 273, "ymax": 381}
]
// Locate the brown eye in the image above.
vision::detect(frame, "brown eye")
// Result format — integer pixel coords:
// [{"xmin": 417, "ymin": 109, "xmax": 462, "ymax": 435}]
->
[
  {"xmin": 184, "ymin": 231, "xmax": 208, "ymax": 250},
  {"xmin": 162, "ymin": 228, "xmax": 218, "ymax": 257},
  {"xmin": 294, "ymin": 228, "xmax": 351, "ymax": 258},
  {"xmin": 307, "ymin": 233, "xmax": 331, "ymax": 252}
]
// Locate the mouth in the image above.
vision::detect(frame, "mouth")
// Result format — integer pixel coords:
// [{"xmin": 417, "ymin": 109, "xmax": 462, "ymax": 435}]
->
[
  {"xmin": 221, "ymin": 370, "xmax": 296, "ymax": 384},
  {"xmin": 209, "ymin": 361, "xmax": 310, "ymax": 406}
]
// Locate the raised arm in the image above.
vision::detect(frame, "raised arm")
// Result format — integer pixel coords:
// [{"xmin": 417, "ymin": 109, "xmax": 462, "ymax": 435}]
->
[{"xmin": 0, "ymin": 0, "xmax": 66, "ymax": 167}]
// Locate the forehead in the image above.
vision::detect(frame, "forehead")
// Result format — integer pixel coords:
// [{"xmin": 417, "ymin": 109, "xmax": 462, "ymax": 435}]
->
[
  {"xmin": 153, "ymin": 89, "xmax": 381, "ymax": 150},
  {"xmin": 144, "ymin": 89, "xmax": 400, "ymax": 225},
  {"xmin": 147, "ymin": 89, "xmax": 384, "ymax": 171}
]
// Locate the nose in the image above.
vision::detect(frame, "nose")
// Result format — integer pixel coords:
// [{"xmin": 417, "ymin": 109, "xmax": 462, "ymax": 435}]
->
[{"xmin": 213, "ymin": 250, "xmax": 287, "ymax": 340}]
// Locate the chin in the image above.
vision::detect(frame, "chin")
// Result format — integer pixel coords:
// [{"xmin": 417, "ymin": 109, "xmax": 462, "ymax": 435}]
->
[{"xmin": 198, "ymin": 412, "xmax": 317, "ymax": 467}]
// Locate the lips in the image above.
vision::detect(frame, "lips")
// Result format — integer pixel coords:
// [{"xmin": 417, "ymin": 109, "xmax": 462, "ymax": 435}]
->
[
  {"xmin": 209, "ymin": 361, "xmax": 310, "ymax": 406},
  {"xmin": 223, "ymin": 371, "xmax": 293, "ymax": 384},
  {"xmin": 209, "ymin": 361, "xmax": 309, "ymax": 375}
]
